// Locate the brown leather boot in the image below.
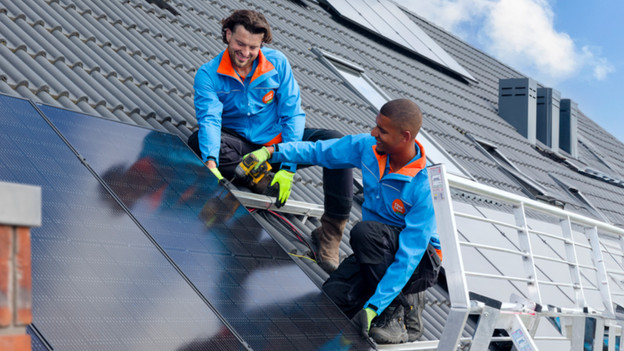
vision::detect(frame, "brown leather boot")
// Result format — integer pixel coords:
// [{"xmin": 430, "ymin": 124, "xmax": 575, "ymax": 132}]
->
[{"xmin": 311, "ymin": 214, "xmax": 347, "ymax": 273}]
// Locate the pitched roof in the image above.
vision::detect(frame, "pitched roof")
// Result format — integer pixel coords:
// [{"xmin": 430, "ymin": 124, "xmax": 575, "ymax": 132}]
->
[{"xmin": 1, "ymin": 0, "xmax": 623, "ymax": 348}]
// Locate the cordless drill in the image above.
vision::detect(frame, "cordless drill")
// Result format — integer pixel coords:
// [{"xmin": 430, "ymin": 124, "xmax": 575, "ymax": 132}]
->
[{"xmin": 235, "ymin": 153, "xmax": 272, "ymax": 186}]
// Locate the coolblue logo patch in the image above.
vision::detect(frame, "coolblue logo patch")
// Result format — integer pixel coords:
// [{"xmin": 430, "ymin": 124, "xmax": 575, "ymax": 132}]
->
[
  {"xmin": 392, "ymin": 199, "xmax": 405, "ymax": 216},
  {"xmin": 262, "ymin": 91, "xmax": 274, "ymax": 104}
]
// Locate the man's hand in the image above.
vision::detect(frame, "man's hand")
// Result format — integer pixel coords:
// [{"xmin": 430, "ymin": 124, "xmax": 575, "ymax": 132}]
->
[
  {"xmin": 270, "ymin": 169, "xmax": 294, "ymax": 207},
  {"xmin": 205, "ymin": 160, "xmax": 224, "ymax": 181},
  {"xmin": 209, "ymin": 167, "xmax": 224, "ymax": 181},
  {"xmin": 243, "ymin": 147, "xmax": 272, "ymax": 170},
  {"xmin": 351, "ymin": 308, "xmax": 377, "ymax": 338}
]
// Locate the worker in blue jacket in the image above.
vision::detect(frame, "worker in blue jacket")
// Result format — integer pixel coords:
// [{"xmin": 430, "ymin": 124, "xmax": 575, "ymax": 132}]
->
[
  {"xmin": 246, "ymin": 99, "xmax": 442, "ymax": 344},
  {"xmin": 187, "ymin": 10, "xmax": 353, "ymax": 273}
]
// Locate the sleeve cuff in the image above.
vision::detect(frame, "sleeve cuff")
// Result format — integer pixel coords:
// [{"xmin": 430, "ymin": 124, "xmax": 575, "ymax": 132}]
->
[
  {"xmin": 364, "ymin": 303, "xmax": 378, "ymax": 313},
  {"xmin": 280, "ymin": 162, "xmax": 297, "ymax": 173}
]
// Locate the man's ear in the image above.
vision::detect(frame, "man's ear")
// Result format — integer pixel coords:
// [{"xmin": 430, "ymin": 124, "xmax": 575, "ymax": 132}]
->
[
  {"xmin": 225, "ymin": 28, "xmax": 232, "ymax": 43},
  {"xmin": 401, "ymin": 130, "xmax": 413, "ymax": 143}
]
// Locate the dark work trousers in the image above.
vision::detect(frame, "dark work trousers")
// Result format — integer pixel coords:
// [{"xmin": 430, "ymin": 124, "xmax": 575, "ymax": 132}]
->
[
  {"xmin": 322, "ymin": 221, "xmax": 440, "ymax": 318},
  {"xmin": 187, "ymin": 127, "xmax": 353, "ymax": 219}
]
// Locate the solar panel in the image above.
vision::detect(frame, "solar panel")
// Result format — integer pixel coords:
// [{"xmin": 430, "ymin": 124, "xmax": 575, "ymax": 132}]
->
[
  {"xmin": 323, "ymin": 0, "xmax": 477, "ymax": 82},
  {"xmin": 0, "ymin": 94, "xmax": 246, "ymax": 350},
  {"xmin": 38, "ymin": 104, "xmax": 372, "ymax": 350}
]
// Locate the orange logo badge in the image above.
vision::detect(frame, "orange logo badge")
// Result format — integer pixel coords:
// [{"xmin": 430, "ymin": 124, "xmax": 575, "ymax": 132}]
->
[
  {"xmin": 392, "ymin": 199, "xmax": 406, "ymax": 215},
  {"xmin": 262, "ymin": 90, "xmax": 274, "ymax": 104}
]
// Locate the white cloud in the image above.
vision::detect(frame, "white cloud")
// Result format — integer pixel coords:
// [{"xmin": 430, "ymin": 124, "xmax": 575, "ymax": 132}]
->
[
  {"xmin": 393, "ymin": 0, "xmax": 613, "ymax": 84},
  {"xmin": 485, "ymin": 0, "xmax": 581, "ymax": 81},
  {"xmin": 581, "ymin": 46, "xmax": 615, "ymax": 81}
]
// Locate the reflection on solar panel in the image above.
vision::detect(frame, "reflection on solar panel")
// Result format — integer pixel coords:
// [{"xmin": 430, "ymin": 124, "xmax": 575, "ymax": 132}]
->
[
  {"xmin": 323, "ymin": 0, "xmax": 476, "ymax": 82},
  {"xmin": 39, "ymin": 104, "xmax": 372, "ymax": 350},
  {"xmin": 0, "ymin": 94, "xmax": 245, "ymax": 350}
]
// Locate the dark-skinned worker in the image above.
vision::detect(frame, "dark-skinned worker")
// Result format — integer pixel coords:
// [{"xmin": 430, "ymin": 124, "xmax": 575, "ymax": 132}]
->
[
  {"xmin": 187, "ymin": 9, "xmax": 353, "ymax": 273},
  {"xmin": 245, "ymin": 99, "xmax": 442, "ymax": 344}
]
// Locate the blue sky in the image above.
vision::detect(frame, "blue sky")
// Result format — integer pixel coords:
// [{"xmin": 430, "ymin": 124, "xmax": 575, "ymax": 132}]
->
[{"xmin": 394, "ymin": 0, "xmax": 624, "ymax": 144}]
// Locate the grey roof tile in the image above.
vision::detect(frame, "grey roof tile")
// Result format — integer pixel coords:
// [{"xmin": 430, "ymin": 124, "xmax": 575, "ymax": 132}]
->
[
  {"xmin": 104, "ymin": 75, "xmax": 156, "ymax": 117},
  {"xmin": 1, "ymin": 48, "xmax": 51, "ymax": 92},
  {"xmin": 133, "ymin": 86, "xmax": 179, "ymax": 122},
  {"xmin": 152, "ymin": 85, "xmax": 195, "ymax": 125},
  {"xmin": 34, "ymin": 90, "xmax": 62, "ymax": 107},
  {"xmin": 160, "ymin": 118, "xmax": 186, "ymax": 138},
  {"xmin": 143, "ymin": 57, "xmax": 193, "ymax": 94},
  {"xmin": 121, "ymin": 80, "xmax": 175, "ymax": 123},
  {"xmin": 49, "ymin": 59, "xmax": 101, "ymax": 105},
  {"xmin": 6, "ymin": 0, "xmax": 57, "ymax": 28},
  {"xmin": 14, "ymin": 84, "xmax": 40, "ymax": 102},
  {"xmin": 142, "ymin": 113, "xmax": 169, "ymax": 132},
  {"xmin": 31, "ymin": 55, "xmax": 82, "ymax": 101},
  {"xmin": 0, "ymin": 14, "xmax": 46, "ymax": 57},
  {"xmin": 12, "ymin": 16, "xmax": 66, "ymax": 61},
  {"xmin": 0, "ymin": 82, "xmax": 14, "ymax": 95},
  {"xmin": 73, "ymin": 98, "xmax": 103, "ymax": 117}
]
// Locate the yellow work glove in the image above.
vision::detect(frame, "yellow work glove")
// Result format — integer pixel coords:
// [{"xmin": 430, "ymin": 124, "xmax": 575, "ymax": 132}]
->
[
  {"xmin": 209, "ymin": 167, "xmax": 224, "ymax": 181},
  {"xmin": 270, "ymin": 169, "xmax": 294, "ymax": 208},
  {"xmin": 245, "ymin": 147, "xmax": 271, "ymax": 170}
]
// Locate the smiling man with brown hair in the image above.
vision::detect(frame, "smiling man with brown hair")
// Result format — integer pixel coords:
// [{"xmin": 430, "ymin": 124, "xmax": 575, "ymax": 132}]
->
[{"xmin": 188, "ymin": 10, "xmax": 353, "ymax": 273}]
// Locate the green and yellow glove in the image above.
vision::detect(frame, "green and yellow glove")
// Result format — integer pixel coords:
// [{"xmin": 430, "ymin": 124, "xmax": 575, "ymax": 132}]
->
[
  {"xmin": 351, "ymin": 308, "xmax": 377, "ymax": 338},
  {"xmin": 270, "ymin": 169, "xmax": 294, "ymax": 208},
  {"xmin": 209, "ymin": 167, "xmax": 224, "ymax": 181},
  {"xmin": 244, "ymin": 147, "xmax": 271, "ymax": 170}
]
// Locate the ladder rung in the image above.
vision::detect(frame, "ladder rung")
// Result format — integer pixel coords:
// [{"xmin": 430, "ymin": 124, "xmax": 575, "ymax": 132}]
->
[
  {"xmin": 532, "ymin": 254, "xmax": 573, "ymax": 266},
  {"xmin": 465, "ymin": 271, "xmax": 533, "ymax": 283},
  {"xmin": 527, "ymin": 228, "xmax": 571, "ymax": 243},
  {"xmin": 454, "ymin": 211, "xmax": 522, "ymax": 230},
  {"xmin": 460, "ymin": 241, "xmax": 525, "ymax": 256},
  {"xmin": 533, "ymin": 336, "xmax": 570, "ymax": 341}
]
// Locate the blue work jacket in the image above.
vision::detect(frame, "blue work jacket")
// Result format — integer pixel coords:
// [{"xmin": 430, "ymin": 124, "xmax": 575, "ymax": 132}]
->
[
  {"xmin": 194, "ymin": 47, "xmax": 305, "ymax": 170},
  {"xmin": 271, "ymin": 134, "xmax": 441, "ymax": 314}
]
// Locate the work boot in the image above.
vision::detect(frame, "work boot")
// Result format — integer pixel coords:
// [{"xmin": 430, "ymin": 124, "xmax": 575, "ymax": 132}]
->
[
  {"xmin": 311, "ymin": 214, "xmax": 347, "ymax": 274},
  {"xmin": 404, "ymin": 291, "xmax": 425, "ymax": 341},
  {"xmin": 369, "ymin": 304, "xmax": 408, "ymax": 344}
]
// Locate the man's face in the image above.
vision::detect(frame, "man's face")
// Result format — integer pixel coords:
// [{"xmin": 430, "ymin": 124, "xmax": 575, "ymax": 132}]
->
[
  {"xmin": 371, "ymin": 113, "xmax": 405, "ymax": 155},
  {"xmin": 225, "ymin": 25, "xmax": 264, "ymax": 72}
]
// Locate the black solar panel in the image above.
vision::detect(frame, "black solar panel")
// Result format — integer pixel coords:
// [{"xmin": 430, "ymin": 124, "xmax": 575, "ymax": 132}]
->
[
  {"xmin": 0, "ymin": 94, "xmax": 246, "ymax": 351},
  {"xmin": 324, "ymin": 0, "xmax": 476, "ymax": 82},
  {"xmin": 38, "ymin": 104, "xmax": 372, "ymax": 350}
]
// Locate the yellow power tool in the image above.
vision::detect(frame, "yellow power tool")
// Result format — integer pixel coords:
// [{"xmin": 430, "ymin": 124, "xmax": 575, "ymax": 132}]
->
[{"xmin": 234, "ymin": 153, "xmax": 272, "ymax": 186}]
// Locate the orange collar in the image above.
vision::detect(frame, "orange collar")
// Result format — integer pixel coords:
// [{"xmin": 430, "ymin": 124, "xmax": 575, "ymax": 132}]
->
[
  {"xmin": 216, "ymin": 49, "xmax": 275, "ymax": 84},
  {"xmin": 373, "ymin": 139, "xmax": 427, "ymax": 179}
]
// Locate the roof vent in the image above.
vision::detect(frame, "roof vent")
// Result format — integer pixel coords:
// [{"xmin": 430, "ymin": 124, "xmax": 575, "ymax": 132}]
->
[
  {"xmin": 559, "ymin": 99, "xmax": 578, "ymax": 158},
  {"xmin": 498, "ymin": 78, "xmax": 537, "ymax": 143},
  {"xmin": 536, "ymin": 88, "xmax": 560, "ymax": 151}
]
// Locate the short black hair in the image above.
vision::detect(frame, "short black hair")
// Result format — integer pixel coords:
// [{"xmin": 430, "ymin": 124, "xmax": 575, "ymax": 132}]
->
[{"xmin": 379, "ymin": 99, "xmax": 423, "ymax": 136}]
